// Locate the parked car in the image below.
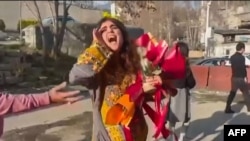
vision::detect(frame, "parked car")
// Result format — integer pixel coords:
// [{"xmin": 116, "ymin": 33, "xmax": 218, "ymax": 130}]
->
[
  {"xmin": 224, "ymin": 54, "xmax": 250, "ymax": 66},
  {"xmin": 193, "ymin": 54, "xmax": 250, "ymax": 67},
  {"xmin": 193, "ymin": 57, "xmax": 228, "ymax": 66},
  {"xmin": 42, "ymin": 16, "xmax": 78, "ymax": 26}
]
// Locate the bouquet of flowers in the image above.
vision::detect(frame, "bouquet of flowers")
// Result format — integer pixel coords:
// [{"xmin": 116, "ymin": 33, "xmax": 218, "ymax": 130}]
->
[
  {"xmin": 137, "ymin": 46, "xmax": 161, "ymax": 76},
  {"xmin": 135, "ymin": 33, "xmax": 168, "ymax": 93},
  {"xmin": 133, "ymin": 32, "xmax": 186, "ymax": 140}
]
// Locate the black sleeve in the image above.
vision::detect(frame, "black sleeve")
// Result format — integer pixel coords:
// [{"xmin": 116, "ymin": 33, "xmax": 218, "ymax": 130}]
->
[{"xmin": 186, "ymin": 68, "xmax": 196, "ymax": 89}]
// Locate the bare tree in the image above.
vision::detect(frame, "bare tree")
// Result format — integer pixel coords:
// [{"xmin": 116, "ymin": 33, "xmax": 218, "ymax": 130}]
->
[
  {"xmin": 48, "ymin": 1, "xmax": 55, "ymax": 27},
  {"xmin": 113, "ymin": 1, "xmax": 201, "ymax": 47},
  {"xmin": 185, "ymin": 5, "xmax": 200, "ymax": 49},
  {"xmin": 24, "ymin": 1, "xmax": 74, "ymax": 60},
  {"xmin": 114, "ymin": 1, "xmax": 157, "ymax": 25},
  {"xmin": 24, "ymin": 1, "xmax": 48, "ymax": 59},
  {"xmin": 51, "ymin": 0, "xmax": 73, "ymax": 59}
]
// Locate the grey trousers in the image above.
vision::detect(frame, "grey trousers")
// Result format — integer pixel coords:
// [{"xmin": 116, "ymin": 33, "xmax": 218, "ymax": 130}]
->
[{"xmin": 226, "ymin": 77, "xmax": 250, "ymax": 110}]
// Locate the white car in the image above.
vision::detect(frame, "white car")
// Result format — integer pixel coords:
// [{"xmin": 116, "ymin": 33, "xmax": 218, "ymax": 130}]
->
[{"xmin": 42, "ymin": 16, "xmax": 78, "ymax": 26}]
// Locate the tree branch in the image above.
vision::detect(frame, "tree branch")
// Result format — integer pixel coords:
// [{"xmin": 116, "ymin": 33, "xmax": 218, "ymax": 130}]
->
[
  {"xmin": 66, "ymin": 0, "xmax": 72, "ymax": 10},
  {"xmin": 24, "ymin": 2, "xmax": 38, "ymax": 19},
  {"xmin": 33, "ymin": 0, "xmax": 43, "ymax": 22}
]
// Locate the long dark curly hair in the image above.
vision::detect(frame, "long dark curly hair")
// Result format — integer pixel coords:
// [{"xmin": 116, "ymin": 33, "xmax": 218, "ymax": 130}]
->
[
  {"xmin": 176, "ymin": 41, "xmax": 191, "ymax": 73},
  {"xmin": 96, "ymin": 17, "xmax": 141, "ymax": 74}
]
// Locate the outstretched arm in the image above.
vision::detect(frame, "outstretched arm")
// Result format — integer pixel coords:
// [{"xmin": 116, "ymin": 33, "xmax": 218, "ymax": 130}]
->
[
  {"xmin": 0, "ymin": 92, "xmax": 50, "ymax": 116},
  {"xmin": 0, "ymin": 81, "xmax": 81, "ymax": 116}
]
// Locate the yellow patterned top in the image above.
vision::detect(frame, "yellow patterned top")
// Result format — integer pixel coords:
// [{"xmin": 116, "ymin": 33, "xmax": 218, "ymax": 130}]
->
[
  {"xmin": 77, "ymin": 41, "xmax": 113, "ymax": 73},
  {"xmin": 77, "ymin": 42, "xmax": 147, "ymax": 141},
  {"xmin": 101, "ymin": 73, "xmax": 135, "ymax": 141}
]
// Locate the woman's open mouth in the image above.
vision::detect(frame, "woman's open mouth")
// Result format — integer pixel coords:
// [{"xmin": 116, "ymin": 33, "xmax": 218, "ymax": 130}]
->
[{"xmin": 108, "ymin": 36, "xmax": 117, "ymax": 44}]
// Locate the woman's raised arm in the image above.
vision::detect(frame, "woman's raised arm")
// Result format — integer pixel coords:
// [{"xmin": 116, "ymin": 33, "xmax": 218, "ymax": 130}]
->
[{"xmin": 69, "ymin": 41, "xmax": 112, "ymax": 88}]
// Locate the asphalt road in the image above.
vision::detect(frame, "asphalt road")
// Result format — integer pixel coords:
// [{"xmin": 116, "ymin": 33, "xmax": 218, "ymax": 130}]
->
[{"xmin": 2, "ymin": 91, "xmax": 250, "ymax": 141}]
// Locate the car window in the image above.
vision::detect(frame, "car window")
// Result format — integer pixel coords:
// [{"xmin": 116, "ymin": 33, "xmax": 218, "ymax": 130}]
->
[
  {"xmin": 196, "ymin": 60, "xmax": 207, "ymax": 65},
  {"xmin": 202, "ymin": 60, "xmax": 219, "ymax": 66},
  {"xmin": 246, "ymin": 55, "xmax": 250, "ymax": 60}
]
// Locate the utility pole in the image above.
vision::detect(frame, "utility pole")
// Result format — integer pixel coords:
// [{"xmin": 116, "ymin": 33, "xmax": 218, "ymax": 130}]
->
[
  {"xmin": 110, "ymin": 2, "xmax": 116, "ymax": 17},
  {"xmin": 205, "ymin": 1, "xmax": 211, "ymax": 58}
]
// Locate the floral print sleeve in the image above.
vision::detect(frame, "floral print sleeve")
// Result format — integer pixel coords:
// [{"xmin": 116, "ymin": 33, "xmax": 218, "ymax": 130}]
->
[
  {"xmin": 77, "ymin": 41, "xmax": 113, "ymax": 73},
  {"xmin": 69, "ymin": 41, "xmax": 113, "ymax": 86}
]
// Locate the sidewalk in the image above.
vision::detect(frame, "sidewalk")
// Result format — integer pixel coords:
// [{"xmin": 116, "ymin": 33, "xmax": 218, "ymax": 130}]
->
[{"xmin": 2, "ymin": 92, "xmax": 250, "ymax": 141}]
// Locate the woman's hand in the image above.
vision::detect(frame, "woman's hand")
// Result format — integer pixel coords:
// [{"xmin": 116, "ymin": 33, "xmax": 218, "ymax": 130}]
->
[
  {"xmin": 144, "ymin": 75, "xmax": 163, "ymax": 86},
  {"xmin": 48, "ymin": 82, "xmax": 82, "ymax": 104},
  {"xmin": 92, "ymin": 28, "xmax": 106, "ymax": 45}
]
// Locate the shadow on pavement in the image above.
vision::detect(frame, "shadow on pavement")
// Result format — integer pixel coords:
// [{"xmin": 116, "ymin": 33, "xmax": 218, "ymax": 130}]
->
[
  {"xmin": 3, "ymin": 111, "xmax": 93, "ymax": 141},
  {"xmin": 176, "ymin": 103, "xmax": 246, "ymax": 141},
  {"xmin": 212, "ymin": 112, "xmax": 250, "ymax": 141}
]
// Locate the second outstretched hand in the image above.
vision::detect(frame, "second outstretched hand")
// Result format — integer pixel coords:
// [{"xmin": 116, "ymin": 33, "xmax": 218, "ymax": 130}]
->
[{"xmin": 48, "ymin": 82, "xmax": 82, "ymax": 104}]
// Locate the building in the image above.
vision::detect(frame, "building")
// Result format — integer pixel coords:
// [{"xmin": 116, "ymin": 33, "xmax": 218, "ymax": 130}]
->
[
  {"xmin": 208, "ymin": 29, "xmax": 250, "ymax": 57},
  {"xmin": 200, "ymin": 1, "xmax": 250, "ymax": 57}
]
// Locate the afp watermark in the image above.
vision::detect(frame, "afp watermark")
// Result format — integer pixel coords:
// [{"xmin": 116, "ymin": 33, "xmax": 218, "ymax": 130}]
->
[{"xmin": 224, "ymin": 125, "xmax": 250, "ymax": 140}]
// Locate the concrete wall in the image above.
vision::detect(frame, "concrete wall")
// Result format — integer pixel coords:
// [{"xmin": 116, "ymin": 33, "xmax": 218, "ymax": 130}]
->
[
  {"xmin": 0, "ymin": 1, "xmax": 103, "ymax": 30},
  {"xmin": 189, "ymin": 51, "xmax": 204, "ymax": 58}
]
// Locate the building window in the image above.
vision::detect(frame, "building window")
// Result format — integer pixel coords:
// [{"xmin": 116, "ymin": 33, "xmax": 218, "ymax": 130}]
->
[
  {"xmin": 224, "ymin": 35, "xmax": 235, "ymax": 43},
  {"xmin": 226, "ymin": 49, "xmax": 230, "ymax": 55}
]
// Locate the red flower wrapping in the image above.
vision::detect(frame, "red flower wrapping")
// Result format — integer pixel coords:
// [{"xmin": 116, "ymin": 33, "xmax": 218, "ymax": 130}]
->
[
  {"xmin": 146, "ymin": 40, "xmax": 168, "ymax": 66},
  {"xmin": 133, "ymin": 33, "xmax": 185, "ymax": 141},
  {"xmin": 134, "ymin": 33, "xmax": 186, "ymax": 79},
  {"xmin": 160, "ymin": 43, "xmax": 186, "ymax": 79}
]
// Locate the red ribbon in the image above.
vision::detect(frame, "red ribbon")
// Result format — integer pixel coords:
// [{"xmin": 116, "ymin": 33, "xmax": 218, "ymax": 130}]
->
[
  {"xmin": 129, "ymin": 33, "xmax": 185, "ymax": 141},
  {"xmin": 126, "ymin": 71, "xmax": 144, "ymax": 102},
  {"xmin": 124, "ymin": 127, "xmax": 133, "ymax": 141},
  {"xmin": 142, "ymin": 86, "xmax": 171, "ymax": 139},
  {"xmin": 125, "ymin": 73, "xmax": 179, "ymax": 140}
]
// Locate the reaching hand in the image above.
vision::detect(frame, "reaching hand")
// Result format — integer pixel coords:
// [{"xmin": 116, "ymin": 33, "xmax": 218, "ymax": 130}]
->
[{"xmin": 48, "ymin": 82, "xmax": 81, "ymax": 104}]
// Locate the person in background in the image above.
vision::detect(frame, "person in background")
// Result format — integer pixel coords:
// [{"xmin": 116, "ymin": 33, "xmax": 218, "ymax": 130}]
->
[
  {"xmin": 225, "ymin": 42, "xmax": 250, "ymax": 113},
  {"xmin": 0, "ymin": 82, "xmax": 81, "ymax": 137},
  {"xmin": 167, "ymin": 42, "xmax": 196, "ymax": 141},
  {"xmin": 219, "ymin": 60, "xmax": 226, "ymax": 66}
]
